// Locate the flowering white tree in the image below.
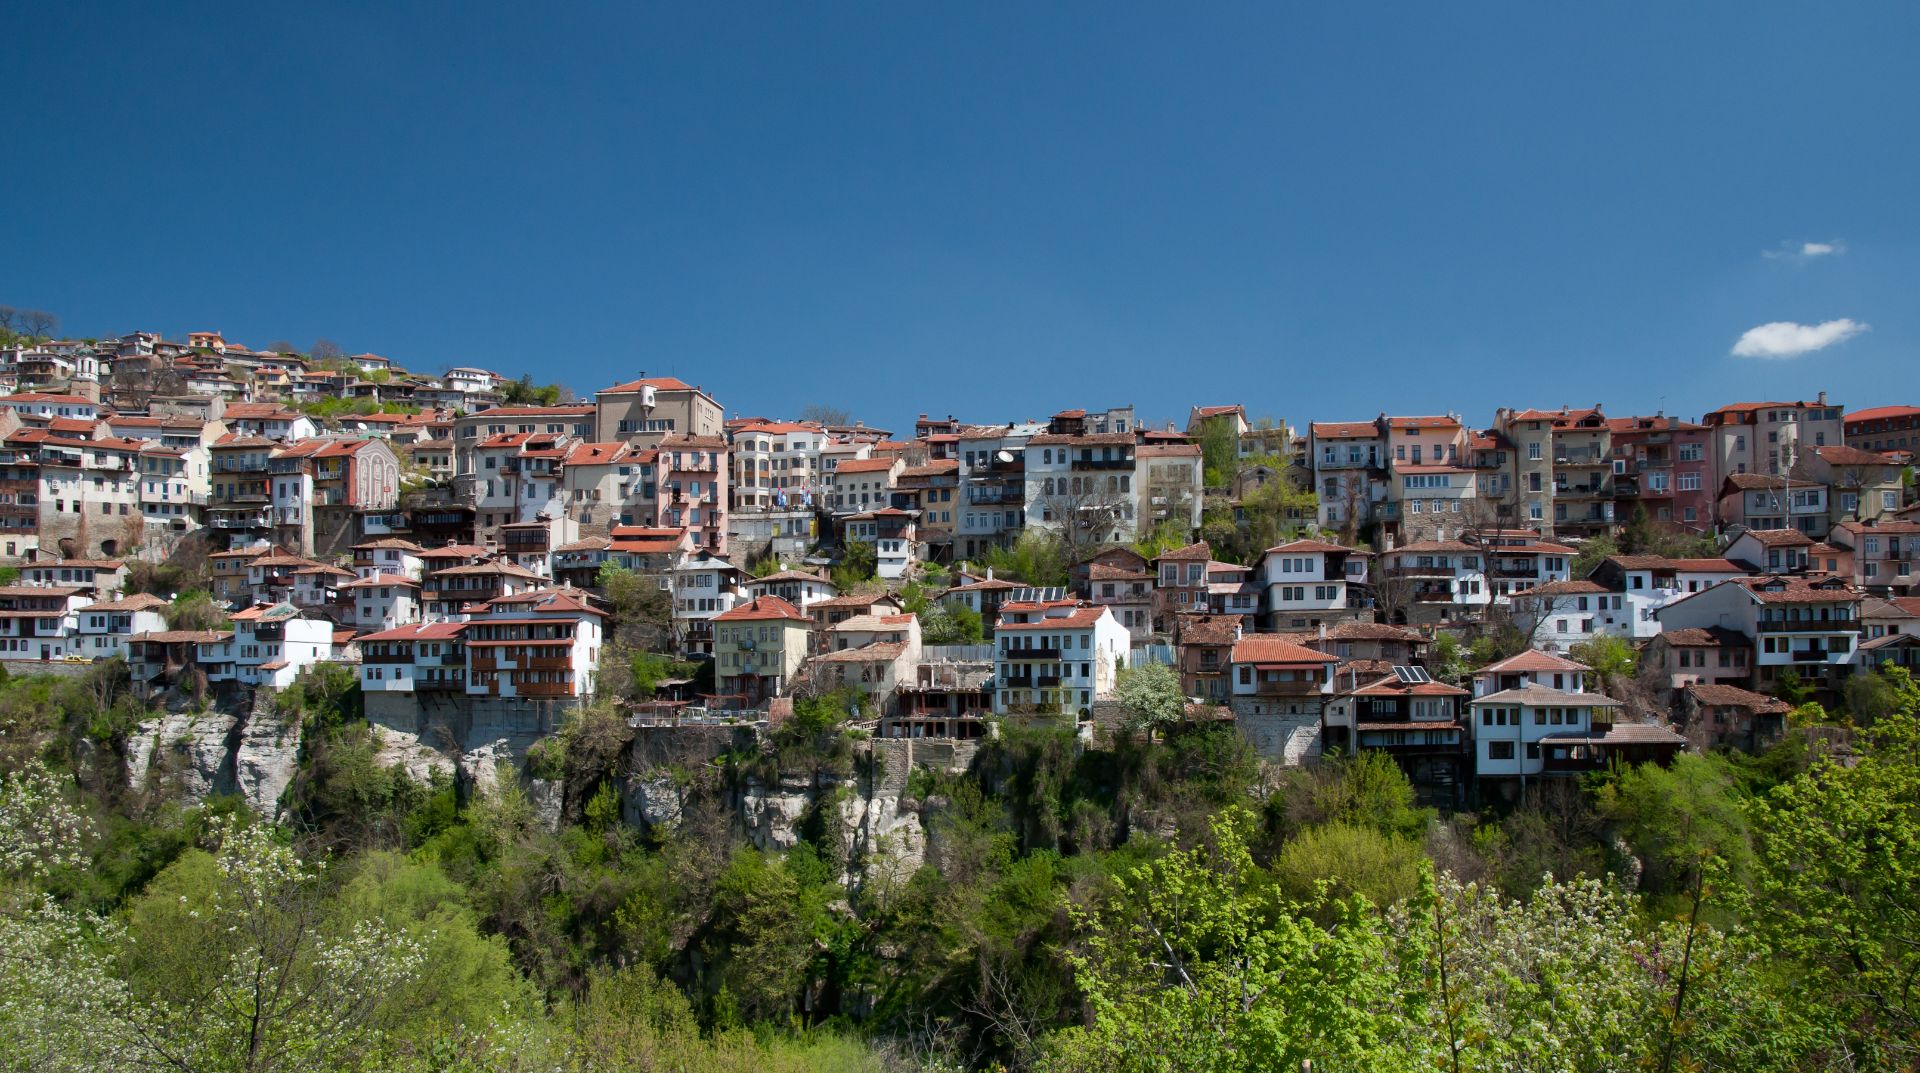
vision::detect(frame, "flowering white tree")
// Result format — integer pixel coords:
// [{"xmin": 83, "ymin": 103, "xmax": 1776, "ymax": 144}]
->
[
  {"xmin": 0, "ymin": 767, "xmax": 426, "ymax": 1073},
  {"xmin": 118, "ymin": 817, "xmax": 427, "ymax": 1073}
]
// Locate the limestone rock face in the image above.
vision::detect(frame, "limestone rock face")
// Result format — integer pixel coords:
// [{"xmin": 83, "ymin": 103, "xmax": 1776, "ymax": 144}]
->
[
  {"xmin": 127, "ymin": 687, "xmax": 303, "ymax": 816},
  {"xmin": 128, "ymin": 705, "xmax": 239, "ymax": 803}
]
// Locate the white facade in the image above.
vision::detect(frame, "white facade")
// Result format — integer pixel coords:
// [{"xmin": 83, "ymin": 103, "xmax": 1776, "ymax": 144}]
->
[{"xmin": 992, "ymin": 602, "xmax": 1130, "ymax": 717}]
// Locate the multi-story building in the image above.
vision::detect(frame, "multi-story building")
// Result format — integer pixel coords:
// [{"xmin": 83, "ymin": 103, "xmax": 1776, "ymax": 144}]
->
[
  {"xmin": 1324, "ymin": 670, "xmax": 1471, "ymax": 803},
  {"xmin": 713, "ymin": 595, "xmax": 810, "ymax": 708},
  {"xmin": 1701, "ymin": 395, "xmax": 1845, "ymax": 479},
  {"xmin": 1173, "ymin": 614, "xmax": 1238, "ymax": 702},
  {"xmin": 462, "ymin": 589, "xmax": 604, "ymax": 701},
  {"xmin": 212, "ymin": 603, "xmax": 337, "ymax": 688},
  {"xmin": 955, "ymin": 423, "xmax": 1033, "ymax": 559},
  {"xmin": 667, "ymin": 552, "xmax": 742, "ymax": 657},
  {"xmin": 1718, "ymin": 474, "xmax": 1829, "ymax": 536},
  {"xmin": 1485, "ymin": 406, "xmax": 1611, "ymax": 536},
  {"xmin": 1608, "ymin": 414, "xmax": 1714, "ymax": 531},
  {"xmin": 1023, "ymin": 432, "xmax": 1139, "ymax": 545},
  {"xmin": 1845, "ymin": 405, "xmax": 1920, "ymax": 454},
  {"xmin": 1258, "ymin": 539, "xmax": 1361, "ymax": 631},
  {"xmin": 453, "ymin": 404, "xmax": 596, "ymax": 483},
  {"xmin": 1657, "ymin": 574, "xmax": 1864, "ymax": 694},
  {"xmin": 73, "ymin": 592, "xmax": 169, "ymax": 660},
  {"xmin": 593, "ymin": 376, "xmax": 725, "ymax": 445},
  {"xmin": 651, "ymin": 435, "xmax": 728, "ymax": 554},
  {"xmin": 728, "ymin": 420, "xmax": 826, "ymax": 512},
  {"xmin": 991, "ymin": 600, "xmax": 1130, "ymax": 718},
  {"xmin": 828, "ymin": 457, "xmax": 901, "ymax": 515},
  {"xmin": 0, "ymin": 583, "xmax": 88, "ymax": 659},
  {"xmin": 1796, "ymin": 445, "xmax": 1907, "ymax": 529},
  {"xmin": 419, "ymin": 559, "xmax": 544, "ymax": 620},
  {"xmin": 843, "ymin": 507, "xmax": 919, "ymax": 579},
  {"xmin": 894, "ymin": 460, "xmax": 960, "ymax": 561},
  {"xmin": 357, "ymin": 621, "xmax": 470, "ymax": 697},
  {"xmin": 1826, "ymin": 519, "xmax": 1920, "ymax": 596},
  {"xmin": 1137, "ymin": 443, "xmax": 1204, "ymax": 536},
  {"xmin": 1227, "ymin": 633, "xmax": 1337, "ymax": 761}
]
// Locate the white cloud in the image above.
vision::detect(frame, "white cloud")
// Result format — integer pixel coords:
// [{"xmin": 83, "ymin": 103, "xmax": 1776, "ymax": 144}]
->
[
  {"xmin": 1731, "ymin": 318, "xmax": 1868, "ymax": 359},
  {"xmin": 1763, "ymin": 239, "xmax": 1845, "ymax": 260}
]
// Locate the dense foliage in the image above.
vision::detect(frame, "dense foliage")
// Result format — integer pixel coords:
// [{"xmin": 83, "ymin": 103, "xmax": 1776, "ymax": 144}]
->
[{"xmin": 2, "ymin": 657, "xmax": 1917, "ymax": 1071}]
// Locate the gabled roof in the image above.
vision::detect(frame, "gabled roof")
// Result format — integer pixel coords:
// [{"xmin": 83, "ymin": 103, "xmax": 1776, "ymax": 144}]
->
[
  {"xmin": 996, "ymin": 605, "xmax": 1112, "ymax": 630},
  {"xmin": 77, "ymin": 593, "xmax": 168, "ymax": 613},
  {"xmin": 1737, "ymin": 528, "xmax": 1816, "ymax": 548},
  {"xmin": 744, "ymin": 570, "xmax": 834, "ymax": 587},
  {"xmin": 1471, "ymin": 684, "xmax": 1622, "ymax": 707},
  {"xmin": 1511, "ymin": 579, "xmax": 1611, "ymax": 598},
  {"xmin": 1812, "ymin": 444, "xmax": 1898, "ymax": 467},
  {"xmin": 1230, "ymin": 634, "xmax": 1339, "ymax": 665},
  {"xmin": 1686, "ymin": 683, "xmax": 1790, "ymax": 712},
  {"xmin": 1658, "ymin": 626, "xmax": 1748, "ymax": 647},
  {"xmin": 834, "ymin": 457, "xmax": 900, "ymax": 474},
  {"xmin": 1311, "ymin": 420, "xmax": 1380, "ymax": 439},
  {"xmin": 1348, "ymin": 673, "xmax": 1469, "ymax": 698},
  {"xmin": 339, "ymin": 574, "xmax": 421, "ymax": 589},
  {"xmin": 1265, "ymin": 539, "xmax": 1354, "ymax": 556},
  {"xmin": 1845, "ymin": 405, "xmax": 1920, "ymax": 423},
  {"xmin": 352, "ymin": 538, "xmax": 425, "ymax": 552},
  {"xmin": 1477, "ymin": 649, "xmax": 1592, "ymax": 674},
  {"xmin": 1734, "ymin": 575, "xmax": 1861, "ymax": 605},
  {"xmin": 1155, "ymin": 541, "xmax": 1211, "ymax": 562},
  {"xmin": 599, "ymin": 376, "xmax": 696, "ymax": 394},
  {"xmin": 716, "ymin": 595, "xmax": 807, "ymax": 622}
]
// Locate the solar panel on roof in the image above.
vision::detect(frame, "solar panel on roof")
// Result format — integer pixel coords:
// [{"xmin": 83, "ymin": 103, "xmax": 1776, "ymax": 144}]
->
[
  {"xmin": 1009, "ymin": 586, "xmax": 1066, "ymax": 603},
  {"xmin": 1393, "ymin": 665, "xmax": 1431, "ymax": 684}
]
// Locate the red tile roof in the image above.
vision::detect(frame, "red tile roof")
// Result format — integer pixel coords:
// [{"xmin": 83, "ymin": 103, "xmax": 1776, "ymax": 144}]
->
[
  {"xmin": 1845, "ymin": 405, "xmax": 1920, "ymax": 423},
  {"xmin": 716, "ymin": 595, "xmax": 807, "ymax": 622},
  {"xmin": 1477, "ymin": 649, "xmax": 1592, "ymax": 674},
  {"xmin": 1687, "ymin": 683, "xmax": 1790, "ymax": 712},
  {"xmin": 1232, "ymin": 634, "xmax": 1339, "ymax": 665},
  {"xmin": 996, "ymin": 606, "xmax": 1111, "ymax": 630},
  {"xmin": 833, "ymin": 457, "xmax": 899, "ymax": 475},
  {"xmin": 600, "ymin": 376, "xmax": 696, "ymax": 394},
  {"xmin": 1311, "ymin": 421, "xmax": 1379, "ymax": 439}
]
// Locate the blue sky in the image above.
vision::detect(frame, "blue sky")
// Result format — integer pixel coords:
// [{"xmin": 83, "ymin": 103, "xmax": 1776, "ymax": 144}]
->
[{"xmin": 4, "ymin": 3, "xmax": 1915, "ymax": 433}]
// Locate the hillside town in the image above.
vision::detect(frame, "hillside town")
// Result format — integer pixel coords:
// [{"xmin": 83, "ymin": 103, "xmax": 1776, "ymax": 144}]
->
[{"xmin": 1, "ymin": 322, "xmax": 1916, "ymax": 801}]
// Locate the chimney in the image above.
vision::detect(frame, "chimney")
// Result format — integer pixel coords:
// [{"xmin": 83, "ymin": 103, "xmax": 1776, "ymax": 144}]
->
[
  {"xmin": 1317, "ymin": 622, "xmax": 1328, "ymax": 642},
  {"xmin": 986, "ymin": 567, "xmax": 994, "ymax": 581},
  {"xmin": 1817, "ymin": 391, "xmax": 1828, "ymax": 406}
]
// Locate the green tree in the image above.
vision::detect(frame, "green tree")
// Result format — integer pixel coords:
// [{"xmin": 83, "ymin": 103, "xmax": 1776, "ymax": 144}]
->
[
  {"xmin": 1195, "ymin": 416, "xmax": 1240, "ymax": 489},
  {"xmin": 1739, "ymin": 711, "xmax": 1920, "ymax": 1064},
  {"xmin": 596, "ymin": 563, "xmax": 672, "ymax": 650},
  {"xmin": 832, "ymin": 539, "xmax": 877, "ymax": 591},
  {"xmin": 1048, "ymin": 807, "xmax": 1398, "ymax": 1073},
  {"xmin": 1570, "ymin": 533, "xmax": 1618, "ymax": 578},
  {"xmin": 1598, "ymin": 753, "xmax": 1751, "ymax": 899},
  {"xmin": 1568, "ymin": 635, "xmax": 1635, "ymax": 694},
  {"xmin": 165, "ymin": 589, "xmax": 229, "ymax": 631}
]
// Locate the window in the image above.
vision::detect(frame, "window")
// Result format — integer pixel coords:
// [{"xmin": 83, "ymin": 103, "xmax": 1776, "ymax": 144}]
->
[
  {"xmin": 1488, "ymin": 741, "xmax": 1515, "ymax": 760},
  {"xmin": 1527, "ymin": 441, "xmax": 1542, "ymax": 461}
]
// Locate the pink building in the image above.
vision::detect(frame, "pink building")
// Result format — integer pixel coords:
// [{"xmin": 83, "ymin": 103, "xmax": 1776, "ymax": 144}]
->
[{"xmin": 1608, "ymin": 415, "xmax": 1714, "ymax": 533}]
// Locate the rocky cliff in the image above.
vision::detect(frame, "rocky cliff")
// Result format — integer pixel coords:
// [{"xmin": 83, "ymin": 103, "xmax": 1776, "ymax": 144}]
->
[{"xmin": 127, "ymin": 684, "xmax": 302, "ymax": 817}]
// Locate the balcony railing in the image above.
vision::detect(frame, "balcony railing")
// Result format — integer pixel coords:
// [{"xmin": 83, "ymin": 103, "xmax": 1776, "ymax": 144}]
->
[
  {"xmin": 1003, "ymin": 646, "xmax": 1063, "ymax": 662},
  {"xmin": 1757, "ymin": 618, "xmax": 1860, "ymax": 633},
  {"xmin": 1251, "ymin": 679, "xmax": 1327, "ymax": 697}
]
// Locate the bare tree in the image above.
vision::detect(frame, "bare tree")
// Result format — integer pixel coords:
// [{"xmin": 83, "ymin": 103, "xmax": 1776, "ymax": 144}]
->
[
  {"xmin": 1031, "ymin": 474, "xmax": 1134, "ymax": 567},
  {"xmin": 798, "ymin": 404, "xmax": 851, "ymax": 426},
  {"xmin": 20, "ymin": 309, "xmax": 57, "ymax": 340},
  {"xmin": 0, "ymin": 306, "xmax": 17, "ymax": 338},
  {"xmin": 311, "ymin": 338, "xmax": 344, "ymax": 360},
  {"xmin": 263, "ymin": 339, "xmax": 297, "ymax": 355}
]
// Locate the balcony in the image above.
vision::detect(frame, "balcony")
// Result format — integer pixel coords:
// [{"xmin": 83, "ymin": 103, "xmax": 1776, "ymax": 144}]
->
[
  {"xmin": 967, "ymin": 486, "xmax": 1022, "ymax": 505},
  {"xmin": 1251, "ymin": 679, "xmax": 1327, "ymax": 697},
  {"xmin": 1002, "ymin": 674, "xmax": 1063, "ymax": 689},
  {"xmin": 207, "ymin": 510, "xmax": 270, "ymax": 529},
  {"xmin": 1003, "ymin": 646, "xmax": 1063, "ymax": 661},
  {"xmin": 1072, "ymin": 457, "xmax": 1133, "ymax": 470},
  {"xmin": 526, "ymin": 656, "xmax": 573, "ymax": 671},
  {"xmin": 1554, "ymin": 449, "xmax": 1609, "ymax": 467},
  {"xmin": 515, "ymin": 681, "xmax": 577, "ymax": 698},
  {"xmin": 1757, "ymin": 618, "xmax": 1860, "ymax": 633}
]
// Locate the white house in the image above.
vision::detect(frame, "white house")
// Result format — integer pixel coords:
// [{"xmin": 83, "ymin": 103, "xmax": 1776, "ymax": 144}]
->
[
  {"xmin": 1468, "ymin": 685, "xmax": 1625, "ymax": 782},
  {"xmin": 73, "ymin": 593, "xmax": 169, "ymax": 660},
  {"xmin": 992, "ymin": 600, "xmax": 1131, "ymax": 718},
  {"xmin": 669, "ymin": 553, "xmax": 742, "ymax": 657},
  {"xmin": 1656, "ymin": 574, "xmax": 1863, "ymax": 692},
  {"xmin": 462, "ymin": 588, "xmax": 604, "ymax": 700},
  {"xmin": 1470, "ymin": 649, "xmax": 1593, "ymax": 697},
  {"xmin": 213, "ymin": 603, "xmax": 337, "ymax": 688},
  {"xmin": 358, "ymin": 621, "xmax": 468, "ymax": 694},
  {"xmin": 1258, "ymin": 539, "xmax": 1359, "ymax": 630},
  {"xmin": 1508, "ymin": 579, "xmax": 1628, "ymax": 652},
  {"xmin": 340, "ymin": 574, "xmax": 422, "ymax": 632},
  {"xmin": 844, "ymin": 508, "xmax": 919, "ymax": 580}
]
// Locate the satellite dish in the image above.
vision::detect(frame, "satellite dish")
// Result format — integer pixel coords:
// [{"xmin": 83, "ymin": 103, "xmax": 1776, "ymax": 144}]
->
[{"xmin": 995, "ymin": 450, "xmax": 1014, "ymax": 463}]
